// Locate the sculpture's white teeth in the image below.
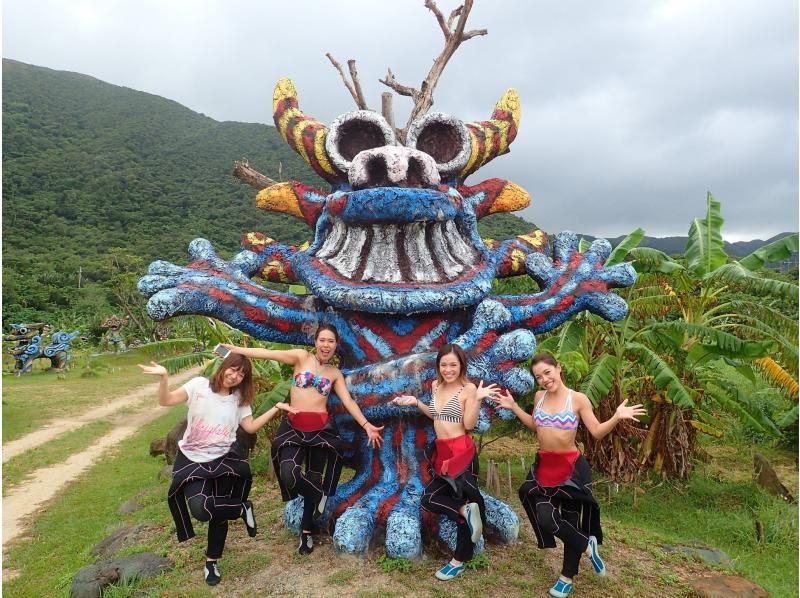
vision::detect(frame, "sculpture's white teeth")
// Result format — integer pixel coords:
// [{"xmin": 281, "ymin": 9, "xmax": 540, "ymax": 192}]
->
[{"xmin": 315, "ymin": 218, "xmax": 480, "ymax": 284}]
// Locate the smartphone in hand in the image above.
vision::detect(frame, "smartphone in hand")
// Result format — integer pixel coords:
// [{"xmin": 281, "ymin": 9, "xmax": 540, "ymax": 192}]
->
[{"xmin": 213, "ymin": 344, "xmax": 231, "ymax": 359}]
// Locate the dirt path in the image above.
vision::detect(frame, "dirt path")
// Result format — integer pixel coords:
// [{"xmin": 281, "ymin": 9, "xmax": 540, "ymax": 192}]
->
[
  {"xmin": 2, "ymin": 366, "xmax": 201, "ymax": 462},
  {"xmin": 2, "ymin": 366, "xmax": 201, "ymax": 547}
]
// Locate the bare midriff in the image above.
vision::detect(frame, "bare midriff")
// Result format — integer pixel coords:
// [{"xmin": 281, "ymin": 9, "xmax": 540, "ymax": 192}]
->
[
  {"xmin": 536, "ymin": 427, "xmax": 578, "ymax": 452},
  {"xmin": 289, "ymin": 386, "xmax": 329, "ymax": 413}
]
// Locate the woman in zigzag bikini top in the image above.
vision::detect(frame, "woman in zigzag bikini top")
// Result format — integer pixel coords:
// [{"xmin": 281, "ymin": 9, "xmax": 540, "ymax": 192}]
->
[{"xmin": 493, "ymin": 352, "xmax": 645, "ymax": 598}]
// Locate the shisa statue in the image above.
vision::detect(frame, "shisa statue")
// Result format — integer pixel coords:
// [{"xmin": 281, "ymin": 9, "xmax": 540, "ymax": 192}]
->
[
  {"xmin": 4, "ymin": 323, "xmax": 81, "ymax": 374},
  {"xmin": 101, "ymin": 315, "xmax": 130, "ymax": 353},
  {"xmin": 139, "ymin": 2, "xmax": 635, "ymax": 558}
]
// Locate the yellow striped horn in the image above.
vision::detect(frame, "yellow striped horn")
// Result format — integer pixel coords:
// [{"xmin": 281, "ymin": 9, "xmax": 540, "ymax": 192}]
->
[
  {"xmin": 459, "ymin": 89, "xmax": 521, "ymax": 179},
  {"xmin": 273, "ymin": 78, "xmax": 339, "ymax": 183}
]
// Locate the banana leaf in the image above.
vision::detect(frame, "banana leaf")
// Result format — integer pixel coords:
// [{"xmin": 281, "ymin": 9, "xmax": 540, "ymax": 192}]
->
[
  {"xmin": 685, "ymin": 192, "xmax": 727, "ymax": 277},
  {"xmin": 626, "ymin": 342, "xmax": 695, "ymax": 409},
  {"xmin": 739, "ymin": 233, "xmax": 798, "ymax": 271},
  {"xmin": 581, "ymin": 354, "xmax": 619, "ymax": 407},
  {"xmin": 606, "ymin": 227, "xmax": 645, "ymax": 266}
]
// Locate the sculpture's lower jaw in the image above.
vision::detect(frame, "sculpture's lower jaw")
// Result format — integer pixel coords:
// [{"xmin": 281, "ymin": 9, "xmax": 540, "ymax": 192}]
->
[{"xmin": 293, "ymin": 257, "xmax": 497, "ymax": 314}]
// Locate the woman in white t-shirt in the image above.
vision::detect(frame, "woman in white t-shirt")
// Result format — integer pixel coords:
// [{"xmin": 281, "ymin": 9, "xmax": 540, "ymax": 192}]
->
[{"xmin": 139, "ymin": 353, "xmax": 295, "ymax": 586}]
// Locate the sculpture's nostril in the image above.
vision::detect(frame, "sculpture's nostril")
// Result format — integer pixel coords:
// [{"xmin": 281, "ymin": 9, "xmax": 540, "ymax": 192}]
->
[
  {"xmin": 407, "ymin": 158, "xmax": 425, "ymax": 188},
  {"xmin": 366, "ymin": 156, "xmax": 390, "ymax": 188}
]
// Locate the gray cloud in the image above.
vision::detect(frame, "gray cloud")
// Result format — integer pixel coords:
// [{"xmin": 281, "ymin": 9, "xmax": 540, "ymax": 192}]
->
[{"xmin": 3, "ymin": 0, "xmax": 797, "ymax": 240}]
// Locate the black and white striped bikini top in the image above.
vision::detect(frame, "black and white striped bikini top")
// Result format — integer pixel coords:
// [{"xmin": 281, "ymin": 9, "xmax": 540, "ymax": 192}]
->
[{"xmin": 429, "ymin": 383, "xmax": 465, "ymax": 423}]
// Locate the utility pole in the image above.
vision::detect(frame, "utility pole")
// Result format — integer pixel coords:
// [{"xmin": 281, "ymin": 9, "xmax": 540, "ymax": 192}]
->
[{"xmin": 77, "ymin": 266, "xmax": 82, "ymax": 289}]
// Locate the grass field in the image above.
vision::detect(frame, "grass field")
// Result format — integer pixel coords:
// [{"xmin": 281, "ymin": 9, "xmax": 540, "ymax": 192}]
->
[{"xmin": 2, "ymin": 353, "xmax": 797, "ymax": 597}]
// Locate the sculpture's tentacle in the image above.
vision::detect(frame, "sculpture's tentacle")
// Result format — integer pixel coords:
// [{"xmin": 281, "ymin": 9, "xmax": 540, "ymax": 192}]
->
[{"xmin": 498, "ymin": 231, "xmax": 637, "ymax": 333}]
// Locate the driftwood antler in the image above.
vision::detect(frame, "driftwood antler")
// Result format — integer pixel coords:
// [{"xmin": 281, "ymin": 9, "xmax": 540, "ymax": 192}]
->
[
  {"xmin": 383, "ymin": 0, "xmax": 486, "ymax": 142},
  {"xmin": 328, "ymin": 0, "xmax": 487, "ymax": 143},
  {"xmin": 233, "ymin": 159, "xmax": 278, "ymax": 190}
]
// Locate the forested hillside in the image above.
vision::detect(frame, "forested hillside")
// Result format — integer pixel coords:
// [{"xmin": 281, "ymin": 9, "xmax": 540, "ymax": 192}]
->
[{"xmin": 2, "ymin": 60, "xmax": 533, "ymax": 326}]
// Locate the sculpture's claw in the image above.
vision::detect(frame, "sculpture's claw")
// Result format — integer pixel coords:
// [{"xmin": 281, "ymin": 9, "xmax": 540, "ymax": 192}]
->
[
  {"xmin": 482, "ymin": 491, "xmax": 520, "ymax": 544},
  {"xmin": 385, "ymin": 485, "xmax": 424, "ymax": 558},
  {"xmin": 332, "ymin": 505, "xmax": 376, "ymax": 555},
  {"xmin": 438, "ymin": 515, "xmax": 486, "ymax": 555}
]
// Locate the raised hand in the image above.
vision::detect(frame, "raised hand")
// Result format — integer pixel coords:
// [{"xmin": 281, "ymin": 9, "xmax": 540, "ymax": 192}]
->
[
  {"xmin": 476, "ymin": 380, "xmax": 500, "ymax": 400},
  {"xmin": 491, "ymin": 389, "xmax": 517, "ymax": 410},
  {"xmin": 138, "ymin": 361, "xmax": 167, "ymax": 376},
  {"xmin": 615, "ymin": 399, "xmax": 647, "ymax": 421}
]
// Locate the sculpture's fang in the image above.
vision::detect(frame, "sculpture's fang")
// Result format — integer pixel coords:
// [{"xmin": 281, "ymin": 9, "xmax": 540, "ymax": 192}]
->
[{"xmin": 315, "ymin": 218, "xmax": 481, "ymax": 284}]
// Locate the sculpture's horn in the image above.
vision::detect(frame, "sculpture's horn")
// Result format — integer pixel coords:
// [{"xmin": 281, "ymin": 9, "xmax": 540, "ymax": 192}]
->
[
  {"xmin": 459, "ymin": 89, "xmax": 521, "ymax": 179},
  {"xmin": 273, "ymin": 78, "xmax": 339, "ymax": 183}
]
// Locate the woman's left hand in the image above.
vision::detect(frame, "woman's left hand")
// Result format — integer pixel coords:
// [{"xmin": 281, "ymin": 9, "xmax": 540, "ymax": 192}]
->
[
  {"xmin": 275, "ymin": 402, "xmax": 299, "ymax": 415},
  {"xmin": 364, "ymin": 422, "xmax": 385, "ymax": 449},
  {"xmin": 476, "ymin": 380, "xmax": 500, "ymax": 401},
  {"xmin": 616, "ymin": 399, "xmax": 647, "ymax": 421}
]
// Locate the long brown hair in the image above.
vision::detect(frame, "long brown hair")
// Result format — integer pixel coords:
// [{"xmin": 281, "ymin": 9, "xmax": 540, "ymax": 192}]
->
[
  {"xmin": 435, "ymin": 344, "xmax": 469, "ymax": 386},
  {"xmin": 209, "ymin": 353, "xmax": 255, "ymax": 407}
]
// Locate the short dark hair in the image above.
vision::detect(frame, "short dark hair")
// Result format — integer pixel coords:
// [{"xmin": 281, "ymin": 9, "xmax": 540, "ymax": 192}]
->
[
  {"xmin": 435, "ymin": 343, "xmax": 469, "ymax": 385},
  {"xmin": 209, "ymin": 353, "xmax": 254, "ymax": 406}
]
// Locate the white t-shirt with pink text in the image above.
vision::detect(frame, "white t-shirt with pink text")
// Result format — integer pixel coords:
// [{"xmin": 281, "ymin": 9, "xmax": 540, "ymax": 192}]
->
[{"xmin": 178, "ymin": 377, "xmax": 252, "ymax": 463}]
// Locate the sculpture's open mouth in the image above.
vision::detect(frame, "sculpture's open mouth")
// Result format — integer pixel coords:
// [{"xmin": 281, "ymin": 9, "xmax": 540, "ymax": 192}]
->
[{"xmin": 314, "ymin": 216, "xmax": 482, "ymax": 284}]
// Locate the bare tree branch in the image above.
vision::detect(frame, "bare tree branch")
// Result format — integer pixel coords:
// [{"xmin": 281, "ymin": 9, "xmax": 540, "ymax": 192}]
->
[
  {"xmin": 347, "ymin": 60, "xmax": 369, "ymax": 109},
  {"xmin": 462, "ymin": 28, "xmax": 487, "ymax": 41},
  {"xmin": 233, "ymin": 159, "xmax": 278, "ymax": 190},
  {"xmin": 446, "ymin": 6, "xmax": 463, "ymax": 30},
  {"xmin": 425, "ymin": 0, "xmax": 451, "ymax": 39},
  {"xmin": 374, "ymin": 1, "xmax": 488, "ymax": 142},
  {"xmin": 326, "ymin": 53, "xmax": 370, "ymax": 110},
  {"xmin": 379, "ymin": 68, "xmax": 419, "ymax": 99}
]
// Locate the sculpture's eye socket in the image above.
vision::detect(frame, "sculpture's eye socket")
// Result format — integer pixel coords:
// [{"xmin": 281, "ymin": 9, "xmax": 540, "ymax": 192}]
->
[
  {"xmin": 18, "ymin": 327, "xmax": 28, "ymax": 335},
  {"xmin": 326, "ymin": 110, "xmax": 397, "ymax": 174},
  {"xmin": 407, "ymin": 113, "xmax": 471, "ymax": 177}
]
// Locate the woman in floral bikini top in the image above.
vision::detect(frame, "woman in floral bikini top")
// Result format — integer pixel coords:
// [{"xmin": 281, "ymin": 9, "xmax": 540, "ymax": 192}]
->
[{"xmin": 224, "ymin": 324, "xmax": 383, "ymax": 555}]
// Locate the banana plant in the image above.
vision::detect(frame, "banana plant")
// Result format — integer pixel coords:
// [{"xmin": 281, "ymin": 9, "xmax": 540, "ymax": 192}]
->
[{"xmin": 547, "ymin": 194, "xmax": 797, "ymax": 479}]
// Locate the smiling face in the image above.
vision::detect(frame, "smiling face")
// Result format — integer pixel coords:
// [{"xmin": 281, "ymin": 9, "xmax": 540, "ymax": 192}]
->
[
  {"xmin": 220, "ymin": 365, "xmax": 246, "ymax": 391},
  {"xmin": 532, "ymin": 361, "xmax": 563, "ymax": 392},
  {"xmin": 438, "ymin": 352, "xmax": 463, "ymax": 384},
  {"xmin": 315, "ymin": 329, "xmax": 338, "ymax": 364}
]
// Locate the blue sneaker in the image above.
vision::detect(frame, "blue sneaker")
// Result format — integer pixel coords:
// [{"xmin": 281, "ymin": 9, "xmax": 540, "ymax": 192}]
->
[
  {"xmin": 587, "ymin": 535, "xmax": 606, "ymax": 576},
  {"xmin": 464, "ymin": 502, "xmax": 483, "ymax": 543},
  {"xmin": 434, "ymin": 561, "xmax": 466, "ymax": 580},
  {"xmin": 548, "ymin": 578, "xmax": 573, "ymax": 597}
]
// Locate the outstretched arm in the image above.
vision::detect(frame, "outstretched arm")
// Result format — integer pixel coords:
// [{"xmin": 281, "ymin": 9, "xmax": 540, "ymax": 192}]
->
[
  {"xmin": 333, "ymin": 375, "xmax": 385, "ymax": 448},
  {"xmin": 492, "ymin": 389, "xmax": 537, "ymax": 431},
  {"xmin": 392, "ymin": 394, "xmax": 434, "ymax": 419},
  {"xmin": 240, "ymin": 402, "xmax": 298, "ymax": 433},
  {"xmin": 225, "ymin": 344, "xmax": 307, "ymax": 367},
  {"xmin": 137, "ymin": 362, "xmax": 188, "ymax": 406},
  {"xmin": 575, "ymin": 393, "xmax": 646, "ymax": 440}
]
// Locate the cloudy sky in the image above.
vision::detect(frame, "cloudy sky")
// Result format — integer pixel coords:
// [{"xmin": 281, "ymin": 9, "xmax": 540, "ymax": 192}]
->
[{"xmin": 4, "ymin": 0, "xmax": 797, "ymax": 240}]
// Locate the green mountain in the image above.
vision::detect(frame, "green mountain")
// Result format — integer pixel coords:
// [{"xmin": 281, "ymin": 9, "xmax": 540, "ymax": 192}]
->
[{"xmin": 2, "ymin": 59, "xmax": 533, "ymax": 325}]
